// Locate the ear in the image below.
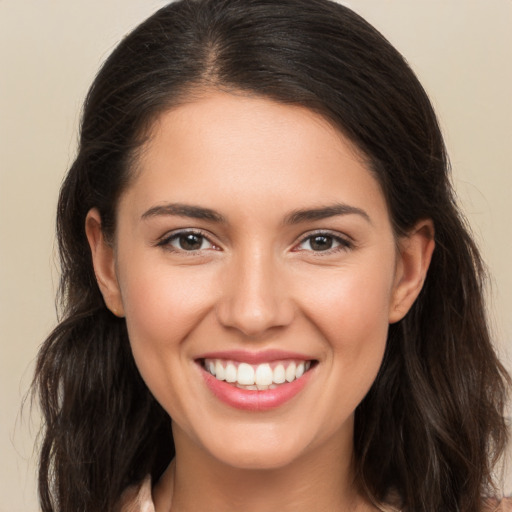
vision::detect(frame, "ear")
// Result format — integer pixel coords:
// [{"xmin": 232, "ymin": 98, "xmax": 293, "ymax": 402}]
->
[
  {"xmin": 85, "ymin": 208, "xmax": 125, "ymax": 317},
  {"xmin": 389, "ymin": 219, "xmax": 435, "ymax": 324}
]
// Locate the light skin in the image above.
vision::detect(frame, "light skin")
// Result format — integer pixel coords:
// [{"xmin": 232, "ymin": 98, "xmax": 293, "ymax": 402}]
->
[{"xmin": 86, "ymin": 91, "xmax": 434, "ymax": 511}]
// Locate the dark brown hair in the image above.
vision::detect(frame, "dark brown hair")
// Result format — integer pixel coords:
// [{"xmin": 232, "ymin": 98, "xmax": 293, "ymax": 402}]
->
[{"xmin": 33, "ymin": 0, "xmax": 510, "ymax": 510}]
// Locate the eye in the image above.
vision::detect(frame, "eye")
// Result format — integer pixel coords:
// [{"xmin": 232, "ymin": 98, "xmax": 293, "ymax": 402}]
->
[
  {"xmin": 295, "ymin": 232, "xmax": 352, "ymax": 253},
  {"xmin": 157, "ymin": 230, "xmax": 218, "ymax": 252}
]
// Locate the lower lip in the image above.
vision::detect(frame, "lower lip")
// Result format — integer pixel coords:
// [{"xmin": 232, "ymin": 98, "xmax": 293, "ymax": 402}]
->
[{"xmin": 200, "ymin": 365, "xmax": 313, "ymax": 411}]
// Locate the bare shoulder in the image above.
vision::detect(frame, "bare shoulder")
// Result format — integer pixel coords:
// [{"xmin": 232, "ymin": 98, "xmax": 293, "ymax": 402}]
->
[
  {"xmin": 482, "ymin": 497, "xmax": 512, "ymax": 511},
  {"xmin": 498, "ymin": 498, "xmax": 512, "ymax": 511},
  {"xmin": 116, "ymin": 475, "xmax": 154, "ymax": 512}
]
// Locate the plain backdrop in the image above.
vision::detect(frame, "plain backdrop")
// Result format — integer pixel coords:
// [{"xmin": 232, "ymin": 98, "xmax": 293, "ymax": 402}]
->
[{"xmin": 1, "ymin": 1, "xmax": 511, "ymax": 510}]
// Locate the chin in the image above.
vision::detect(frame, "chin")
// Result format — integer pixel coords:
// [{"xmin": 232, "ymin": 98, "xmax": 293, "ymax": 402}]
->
[
  {"xmin": 217, "ymin": 446, "xmax": 304, "ymax": 471},
  {"xmin": 199, "ymin": 424, "xmax": 317, "ymax": 471}
]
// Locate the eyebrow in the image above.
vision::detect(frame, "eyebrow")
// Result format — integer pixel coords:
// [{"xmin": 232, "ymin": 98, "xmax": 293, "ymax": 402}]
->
[
  {"xmin": 141, "ymin": 203, "xmax": 227, "ymax": 223},
  {"xmin": 140, "ymin": 202, "xmax": 371, "ymax": 225},
  {"xmin": 283, "ymin": 203, "xmax": 372, "ymax": 225}
]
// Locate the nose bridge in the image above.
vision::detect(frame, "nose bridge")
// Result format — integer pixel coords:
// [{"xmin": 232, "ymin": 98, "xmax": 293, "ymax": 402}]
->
[{"xmin": 216, "ymin": 242, "xmax": 293, "ymax": 336}]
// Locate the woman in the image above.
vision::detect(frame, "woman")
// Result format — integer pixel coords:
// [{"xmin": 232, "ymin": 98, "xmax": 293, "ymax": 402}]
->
[{"xmin": 33, "ymin": 0, "xmax": 510, "ymax": 510}]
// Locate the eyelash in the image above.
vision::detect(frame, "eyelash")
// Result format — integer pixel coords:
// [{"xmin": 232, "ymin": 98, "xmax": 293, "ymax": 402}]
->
[
  {"xmin": 293, "ymin": 230, "xmax": 353, "ymax": 255},
  {"xmin": 156, "ymin": 229, "xmax": 353, "ymax": 255},
  {"xmin": 156, "ymin": 229, "xmax": 218, "ymax": 253}
]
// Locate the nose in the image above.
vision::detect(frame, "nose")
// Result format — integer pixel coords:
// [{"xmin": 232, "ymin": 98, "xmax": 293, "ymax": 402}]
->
[{"xmin": 215, "ymin": 249, "xmax": 295, "ymax": 338}]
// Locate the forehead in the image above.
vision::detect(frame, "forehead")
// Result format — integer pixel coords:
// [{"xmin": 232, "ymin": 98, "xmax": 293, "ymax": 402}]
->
[{"xmin": 121, "ymin": 91, "xmax": 388, "ymax": 226}]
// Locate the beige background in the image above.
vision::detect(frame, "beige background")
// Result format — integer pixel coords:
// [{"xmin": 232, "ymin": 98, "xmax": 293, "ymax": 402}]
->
[{"xmin": 1, "ymin": 1, "xmax": 510, "ymax": 510}]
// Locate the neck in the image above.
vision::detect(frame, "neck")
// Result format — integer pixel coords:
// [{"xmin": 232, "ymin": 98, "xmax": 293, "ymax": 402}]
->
[{"xmin": 153, "ymin": 423, "xmax": 371, "ymax": 512}]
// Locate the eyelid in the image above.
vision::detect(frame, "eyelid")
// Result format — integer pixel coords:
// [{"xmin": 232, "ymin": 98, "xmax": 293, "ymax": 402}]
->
[
  {"xmin": 292, "ymin": 229, "xmax": 354, "ymax": 253},
  {"xmin": 155, "ymin": 228, "xmax": 221, "ymax": 252},
  {"xmin": 154, "ymin": 228, "xmax": 353, "ymax": 254}
]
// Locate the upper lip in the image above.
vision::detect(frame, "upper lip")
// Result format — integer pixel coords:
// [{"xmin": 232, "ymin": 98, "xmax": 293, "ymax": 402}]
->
[{"xmin": 195, "ymin": 349, "xmax": 314, "ymax": 365}]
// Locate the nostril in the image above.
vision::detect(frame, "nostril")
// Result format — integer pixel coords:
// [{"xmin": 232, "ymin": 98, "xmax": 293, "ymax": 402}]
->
[{"xmin": 215, "ymin": 297, "xmax": 295, "ymax": 337}]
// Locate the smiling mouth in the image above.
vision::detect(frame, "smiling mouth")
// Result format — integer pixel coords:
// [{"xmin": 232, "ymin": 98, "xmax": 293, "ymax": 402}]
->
[{"xmin": 201, "ymin": 358, "xmax": 316, "ymax": 390}]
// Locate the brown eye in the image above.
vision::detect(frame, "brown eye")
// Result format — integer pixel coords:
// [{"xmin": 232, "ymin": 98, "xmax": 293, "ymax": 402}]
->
[
  {"xmin": 295, "ymin": 232, "xmax": 352, "ymax": 253},
  {"xmin": 308, "ymin": 235, "xmax": 334, "ymax": 251},
  {"xmin": 158, "ymin": 231, "xmax": 216, "ymax": 252},
  {"xmin": 178, "ymin": 233, "xmax": 205, "ymax": 251}
]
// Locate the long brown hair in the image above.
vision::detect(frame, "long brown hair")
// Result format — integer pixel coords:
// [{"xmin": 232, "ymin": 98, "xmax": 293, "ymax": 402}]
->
[{"xmin": 33, "ymin": 0, "xmax": 510, "ymax": 510}]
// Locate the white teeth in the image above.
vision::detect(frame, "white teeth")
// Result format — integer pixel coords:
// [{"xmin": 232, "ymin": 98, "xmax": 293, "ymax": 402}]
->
[
  {"xmin": 285, "ymin": 362, "xmax": 296, "ymax": 382},
  {"xmin": 215, "ymin": 360, "xmax": 225, "ymax": 381},
  {"xmin": 225, "ymin": 363, "xmax": 237, "ymax": 383},
  {"xmin": 237, "ymin": 363, "xmax": 255, "ymax": 385},
  {"xmin": 273, "ymin": 364, "xmax": 286, "ymax": 384},
  {"xmin": 236, "ymin": 383, "xmax": 258, "ymax": 390},
  {"xmin": 205, "ymin": 358, "xmax": 313, "ymax": 387},
  {"xmin": 255, "ymin": 363, "xmax": 273, "ymax": 386}
]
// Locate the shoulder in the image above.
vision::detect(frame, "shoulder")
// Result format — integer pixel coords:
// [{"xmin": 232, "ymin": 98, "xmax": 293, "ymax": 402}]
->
[
  {"xmin": 116, "ymin": 475, "xmax": 155, "ymax": 512},
  {"xmin": 498, "ymin": 498, "xmax": 512, "ymax": 511},
  {"xmin": 482, "ymin": 497, "xmax": 512, "ymax": 512}
]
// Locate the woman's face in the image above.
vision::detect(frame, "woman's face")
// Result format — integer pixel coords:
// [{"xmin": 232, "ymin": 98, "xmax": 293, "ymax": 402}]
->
[{"xmin": 88, "ymin": 91, "xmax": 431, "ymax": 470}]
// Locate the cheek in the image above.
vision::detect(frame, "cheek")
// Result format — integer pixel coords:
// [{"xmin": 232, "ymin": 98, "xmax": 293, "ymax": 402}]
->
[
  {"xmin": 117, "ymin": 263, "xmax": 220, "ymax": 422},
  {"xmin": 296, "ymin": 258, "xmax": 394, "ymax": 384},
  {"xmin": 118, "ymin": 260, "xmax": 217, "ymax": 368},
  {"xmin": 300, "ymin": 261, "xmax": 394, "ymax": 339}
]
